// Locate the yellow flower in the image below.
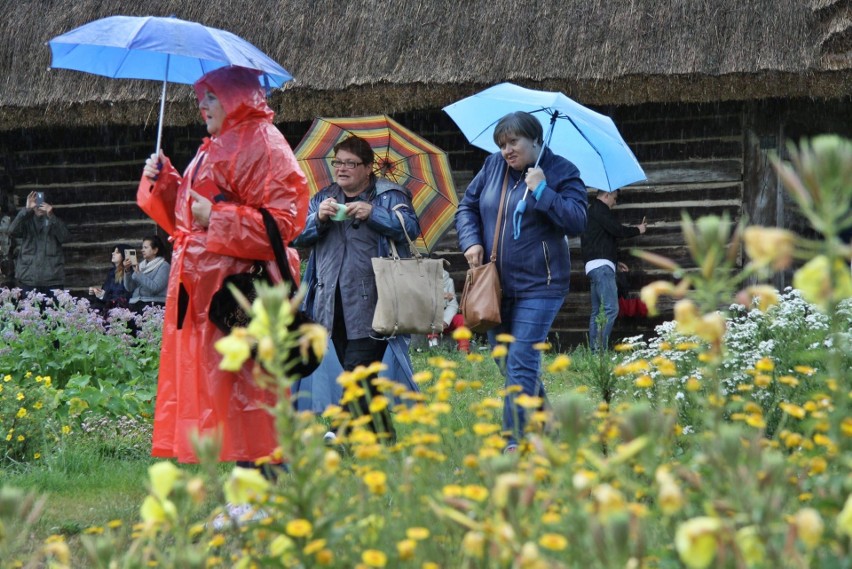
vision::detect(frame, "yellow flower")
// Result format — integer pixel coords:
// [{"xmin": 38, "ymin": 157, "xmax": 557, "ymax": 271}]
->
[
  {"xmin": 640, "ymin": 280, "xmax": 676, "ymax": 316},
  {"xmin": 675, "ymin": 517, "xmax": 721, "ymax": 569},
  {"xmin": 461, "ymin": 531, "xmax": 485, "ymax": 558},
  {"xmin": 324, "ymin": 450, "xmax": 341, "ymax": 473},
  {"xmin": 61, "ymin": 425, "xmax": 71, "ymax": 435},
  {"xmin": 743, "ymin": 226, "xmax": 795, "ymax": 271},
  {"xmin": 793, "ymin": 365, "xmax": 815, "ymax": 375},
  {"xmin": 405, "ymin": 527, "xmax": 430, "ymax": 540},
  {"xmin": 794, "ymin": 508, "xmax": 823, "ymax": 549},
  {"xmin": 363, "ymin": 471, "xmax": 387, "ymax": 494},
  {"xmin": 42, "ymin": 538, "xmax": 71, "ymax": 565},
  {"xmin": 779, "ymin": 402, "xmax": 806, "ymax": 419},
  {"xmin": 546, "ymin": 354, "xmax": 571, "ymax": 372},
  {"xmin": 140, "ymin": 496, "xmax": 177, "ymax": 527},
  {"xmin": 634, "ymin": 375, "xmax": 654, "ymax": 389},
  {"xmin": 397, "ymin": 539, "xmax": 416, "ymax": 560},
  {"xmin": 214, "ymin": 329, "xmax": 252, "ymax": 371},
  {"xmin": 303, "ymin": 539, "xmax": 327, "ymax": 555},
  {"xmin": 297, "ymin": 322, "xmax": 327, "ymax": 364},
  {"xmin": 754, "ymin": 357, "xmax": 774, "ymax": 372},
  {"xmin": 16, "ymin": 392, "xmax": 24, "ymax": 401},
  {"xmin": 369, "ymin": 396, "xmax": 389, "ymax": 414},
  {"xmin": 452, "ymin": 326, "xmax": 472, "ymax": 341},
  {"xmin": 491, "ymin": 345, "xmax": 508, "ymax": 359},
  {"xmin": 736, "ymin": 284, "xmax": 780, "ymax": 311},
  {"xmin": 270, "ymin": 535, "xmax": 295, "ymax": 556},
  {"xmin": 515, "ymin": 394, "xmax": 543, "ymax": 409},
  {"xmin": 148, "ymin": 461, "xmax": 182, "ymax": 500},
  {"xmin": 686, "ymin": 377, "xmax": 701, "ymax": 391},
  {"xmin": 361, "ymin": 549, "xmax": 387, "ymax": 567},
  {"xmin": 285, "ymin": 518, "xmax": 313, "ymax": 538},
  {"xmin": 793, "ymin": 255, "xmax": 852, "ymax": 311},
  {"xmin": 836, "ymin": 495, "xmax": 852, "ymax": 538},
  {"xmin": 472, "ymin": 422, "xmax": 501, "ymax": 436},
  {"xmin": 16, "ymin": 407, "xmax": 27, "ymax": 418},
  {"xmin": 462, "ymin": 485, "xmax": 489, "ymax": 502},
  {"xmin": 533, "ymin": 342, "xmax": 552, "ymax": 351},
  {"xmin": 538, "ymin": 533, "xmax": 568, "ymax": 551},
  {"xmin": 735, "ymin": 526, "xmax": 765, "ymax": 567},
  {"xmin": 224, "ymin": 466, "xmax": 269, "ymax": 504}
]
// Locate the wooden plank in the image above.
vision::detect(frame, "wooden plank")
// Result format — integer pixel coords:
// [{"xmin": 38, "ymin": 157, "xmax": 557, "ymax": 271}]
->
[{"xmin": 643, "ymin": 159, "xmax": 742, "ymax": 184}]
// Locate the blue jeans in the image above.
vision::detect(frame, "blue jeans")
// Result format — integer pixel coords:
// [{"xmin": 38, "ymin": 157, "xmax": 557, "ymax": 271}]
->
[
  {"xmin": 487, "ymin": 295, "xmax": 564, "ymax": 445},
  {"xmin": 588, "ymin": 266, "xmax": 619, "ymax": 352}
]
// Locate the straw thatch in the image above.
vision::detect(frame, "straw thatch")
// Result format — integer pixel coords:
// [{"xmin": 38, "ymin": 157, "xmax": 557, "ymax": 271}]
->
[{"xmin": 2, "ymin": 0, "xmax": 850, "ymax": 130}]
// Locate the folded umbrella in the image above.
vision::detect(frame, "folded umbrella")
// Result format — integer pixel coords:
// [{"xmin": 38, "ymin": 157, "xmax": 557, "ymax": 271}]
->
[
  {"xmin": 48, "ymin": 15, "xmax": 293, "ymax": 152},
  {"xmin": 443, "ymin": 82, "xmax": 646, "ymax": 192}
]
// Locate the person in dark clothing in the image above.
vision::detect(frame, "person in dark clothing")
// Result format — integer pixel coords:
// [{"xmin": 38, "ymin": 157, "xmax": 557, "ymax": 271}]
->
[
  {"xmin": 88, "ymin": 245, "xmax": 131, "ymax": 311},
  {"xmin": 9, "ymin": 191, "xmax": 71, "ymax": 296},
  {"xmin": 292, "ymin": 135, "xmax": 420, "ymax": 443},
  {"xmin": 580, "ymin": 189, "xmax": 646, "ymax": 352}
]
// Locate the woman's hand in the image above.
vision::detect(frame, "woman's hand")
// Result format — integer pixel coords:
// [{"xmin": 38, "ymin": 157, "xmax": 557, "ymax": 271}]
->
[
  {"xmin": 317, "ymin": 197, "xmax": 338, "ymax": 222},
  {"xmin": 188, "ymin": 190, "xmax": 212, "ymax": 228},
  {"xmin": 26, "ymin": 191, "xmax": 37, "ymax": 210},
  {"xmin": 123, "ymin": 258, "xmax": 134, "ymax": 271},
  {"xmin": 143, "ymin": 150, "xmax": 166, "ymax": 181},
  {"xmin": 346, "ymin": 201, "xmax": 372, "ymax": 222},
  {"xmin": 525, "ymin": 167, "xmax": 546, "ymax": 192},
  {"xmin": 464, "ymin": 244, "xmax": 484, "ymax": 268}
]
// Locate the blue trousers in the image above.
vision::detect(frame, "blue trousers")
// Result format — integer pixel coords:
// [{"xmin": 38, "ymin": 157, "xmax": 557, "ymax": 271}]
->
[
  {"xmin": 487, "ymin": 295, "xmax": 564, "ymax": 445},
  {"xmin": 588, "ymin": 265, "xmax": 619, "ymax": 352}
]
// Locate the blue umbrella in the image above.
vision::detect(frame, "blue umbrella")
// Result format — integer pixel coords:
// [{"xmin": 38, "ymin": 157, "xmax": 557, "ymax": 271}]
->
[
  {"xmin": 48, "ymin": 15, "xmax": 293, "ymax": 152},
  {"xmin": 443, "ymin": 82, "xmax": 646, "ymax": 192}
]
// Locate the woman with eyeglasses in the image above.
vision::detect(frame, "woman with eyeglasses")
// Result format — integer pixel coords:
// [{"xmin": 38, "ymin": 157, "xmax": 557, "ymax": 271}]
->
[
  {"xmin": 135, "ymin": 66, "xmax": 310, "ymax": 484},
  {"xmin": 455, "ymin": 111, "xmax": 588, "ymax": 454},
  {"xmin": 292, "ymin": 135, "xmax": 420, "ymax": 443}
]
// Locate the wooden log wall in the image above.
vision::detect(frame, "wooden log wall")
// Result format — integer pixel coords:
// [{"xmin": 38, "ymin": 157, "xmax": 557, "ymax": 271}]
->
[{"xmin": 2, "ymin": 98, "xmax": 850, "ymax": 348}]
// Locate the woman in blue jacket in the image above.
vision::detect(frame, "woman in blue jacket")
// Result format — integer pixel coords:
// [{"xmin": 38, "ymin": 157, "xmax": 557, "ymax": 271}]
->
[{"xmin": 455, "ymin": 111, "xmax": 587, "ymax": 452}]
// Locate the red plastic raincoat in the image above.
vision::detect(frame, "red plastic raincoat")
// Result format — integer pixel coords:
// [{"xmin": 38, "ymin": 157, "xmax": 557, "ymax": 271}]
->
[{"xmin": 137, "ymin": 66, "xmax": 308, "ymax": 463}]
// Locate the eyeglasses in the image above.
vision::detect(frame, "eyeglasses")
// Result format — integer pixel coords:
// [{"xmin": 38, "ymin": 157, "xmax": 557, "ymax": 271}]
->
[{"xmin": 331, "ymin": 159, "xmax": 364, "ymax": 169}]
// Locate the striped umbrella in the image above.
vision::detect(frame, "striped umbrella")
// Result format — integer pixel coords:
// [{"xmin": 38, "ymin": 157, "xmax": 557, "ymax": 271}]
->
[{"xmin": 294, "ymin": 115, "xmax": 458, "ymax": 252}]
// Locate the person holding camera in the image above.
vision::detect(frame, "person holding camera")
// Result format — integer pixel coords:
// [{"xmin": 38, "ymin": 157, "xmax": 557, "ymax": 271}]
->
[
  {"xmin": 8, "ymin": 191, "xmax": 71, "ymax": 296},
  {"xmin": 122, "ymin": 236, "xmax": 169, "ymax": 312}
]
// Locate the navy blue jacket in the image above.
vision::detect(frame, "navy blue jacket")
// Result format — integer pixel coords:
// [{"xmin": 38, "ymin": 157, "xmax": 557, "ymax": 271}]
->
[{"xmin": 455, "ymin": 148, "xmax": 587, "ymax": 298}]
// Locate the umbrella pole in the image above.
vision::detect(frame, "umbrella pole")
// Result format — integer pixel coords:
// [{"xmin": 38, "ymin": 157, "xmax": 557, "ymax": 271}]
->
[
  {"xmin": 155, "ymin": 55, "xmax": 170, "ymax": 155},
  {"xmin": 534, "ymin": 113, "xmax": 558, "ymax": 169}
]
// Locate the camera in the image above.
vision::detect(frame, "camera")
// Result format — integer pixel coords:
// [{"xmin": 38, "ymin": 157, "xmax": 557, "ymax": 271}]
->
[{"xmin": 125, "ymin": 249, "xmax": 138, "ymax": 265}]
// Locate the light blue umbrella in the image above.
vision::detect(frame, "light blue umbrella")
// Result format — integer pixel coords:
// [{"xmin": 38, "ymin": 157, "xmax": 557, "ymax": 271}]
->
[
  {"xmin": 443, "ymin": 82, "xmax": 645, "ymax": 192},
  {"xmin": 48, "ymin": 15, "xmax": 293, "ymax": 152}
]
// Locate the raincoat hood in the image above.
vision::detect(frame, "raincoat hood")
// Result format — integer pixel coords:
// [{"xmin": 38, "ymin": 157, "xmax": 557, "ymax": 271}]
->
[{"xmin": 193, "ymin": 65, "xmax": 273, "ymax": 134}]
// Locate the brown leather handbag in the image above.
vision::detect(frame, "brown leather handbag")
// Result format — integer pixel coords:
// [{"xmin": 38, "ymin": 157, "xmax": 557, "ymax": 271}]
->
[{"xmin": 460, "ymin": 169, "xmax": 510, "ymax": 334}]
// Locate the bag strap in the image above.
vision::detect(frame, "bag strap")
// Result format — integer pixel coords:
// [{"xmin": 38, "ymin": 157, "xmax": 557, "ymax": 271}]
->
[
  {"xmin": 259, "ymin": 208, "xmax": 299, "ymax": 298},
  {"xmin": 389, "ymin": 205, "xmax": 421, "ymax": 261},
  {"xmin": 490, "ymin": 169, "xmax": 510, "ymax": 263}
]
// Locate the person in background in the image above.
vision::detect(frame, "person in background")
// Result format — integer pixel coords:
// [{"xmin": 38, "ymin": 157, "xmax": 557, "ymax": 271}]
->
[
  {"xmin": 455, "ymin": 111, "xmax": 587, "ymax": 453},
  {"xmin": 292, "ymin": 135, "xmax": 420, "ymax": 443},
  {"xmin": 88, "ymin": 244, "xmax": 131, "ymax": 310},
  {"xmin": 9, "ymin": 191, "xmax": 71, "ymax": 296},
  {"xmin": 137, "ymin": 65, "xmax": 309, "ymax": 512},
  {"xmin": 0, "ymin": 190, "xmax": 14, "ymax": 287},
  {"xmin": 580, "ymin": 189, "xmax": 646, "ymax": 352},
  {"xmin": 426, "ymin": 267, "xmax": 469, "ymax": 353},
  {"xmin": 123, "ymin": 235, "xmax": 169, "ymax": 312}
]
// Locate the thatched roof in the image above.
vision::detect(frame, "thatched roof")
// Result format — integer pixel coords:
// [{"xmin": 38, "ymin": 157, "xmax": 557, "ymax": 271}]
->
[{"xmin": 2, "ymin": 0, "xmax": 851, "ymax": 130}]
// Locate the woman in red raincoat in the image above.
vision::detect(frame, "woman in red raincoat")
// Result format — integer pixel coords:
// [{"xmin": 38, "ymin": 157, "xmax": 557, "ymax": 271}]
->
[{"xmin": 137, "ymin": 65, "xmax": 308, "ymax": 464}]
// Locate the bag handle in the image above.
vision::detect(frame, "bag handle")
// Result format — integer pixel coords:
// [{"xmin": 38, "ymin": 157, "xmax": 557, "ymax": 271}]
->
[
  {"xmin": 489, "ymin": 169, "xmax": 510, "ymax": 263},
  {"xmin": 387, "ymin": 205, "xmax": 421, "ymax": 261},
  {"xmin": 259, "ymin": 207, "xmax": 299, "ymax": 298}
]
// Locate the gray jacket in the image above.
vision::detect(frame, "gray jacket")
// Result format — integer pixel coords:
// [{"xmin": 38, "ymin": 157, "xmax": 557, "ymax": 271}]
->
[
  {"xmin": 123, "ymin": 259, "xmax": 170, "ymax": 304},
  {"xmin": 9, "ymin": 208, "xmax": 71, "ymax": 287},
  {"xmin": 293, "ymin": 179, "xmax": 419, "ymax": 339}
]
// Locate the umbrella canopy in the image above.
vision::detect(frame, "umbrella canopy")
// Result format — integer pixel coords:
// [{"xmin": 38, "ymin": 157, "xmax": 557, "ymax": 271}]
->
[
  {"xmin": 48, "ymin": 15, "xmax": 293, "ymax": 151},
  {"xmin": 294, "ymin": 115, "xmax": 458, "ymax": 252},
  {"xmin": 443, "ymin": 82, "xmax": 645, "ymax": 191}
]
